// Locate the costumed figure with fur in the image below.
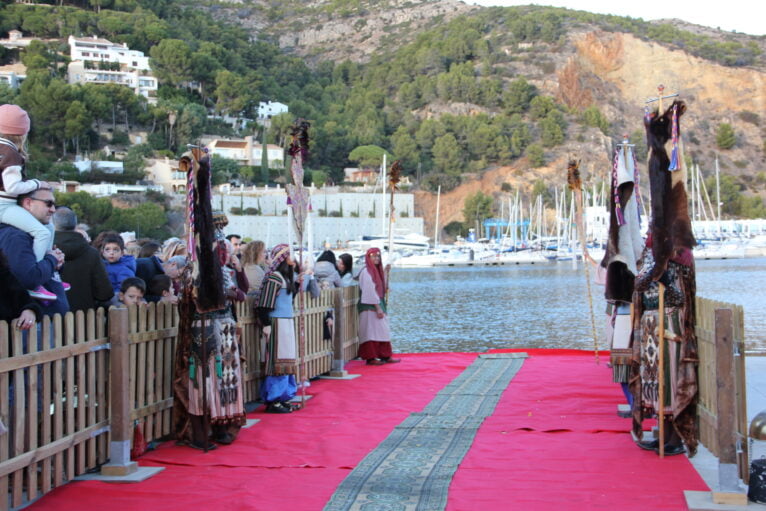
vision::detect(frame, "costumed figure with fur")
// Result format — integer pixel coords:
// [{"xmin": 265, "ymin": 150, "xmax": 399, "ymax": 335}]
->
[
  {"xmin": 255, "ymin": 244, "xmax": 300, "ymax": 413},
  {"xmin": 630, "ymin": 99, "xmax": 698, "ymax": 457},
  {"xmin": 600, "ymin": 138, "xmax": 644, "ymax": 407},
  {"xmin": 172, "ymin": 149, "xmax": 246, "ymax": 450}
]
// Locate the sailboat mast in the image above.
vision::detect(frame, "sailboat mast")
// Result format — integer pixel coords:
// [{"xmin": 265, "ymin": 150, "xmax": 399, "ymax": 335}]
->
[
  {"xmin": 380, "ymin": 153, "xmax": 387, "ymax": 236},
  {"xmin": 434, "ymin": 185, "xmax": 441, "ymax": 249},
  {"xmin": 715, "ymin": 155, "xmax": 722, "ymax": 238}
]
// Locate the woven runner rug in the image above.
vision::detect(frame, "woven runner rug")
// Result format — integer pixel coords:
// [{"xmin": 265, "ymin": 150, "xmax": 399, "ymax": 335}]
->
[{"xmin": 323, "ymin": 352, "xmax": 527, "ymax": 511}]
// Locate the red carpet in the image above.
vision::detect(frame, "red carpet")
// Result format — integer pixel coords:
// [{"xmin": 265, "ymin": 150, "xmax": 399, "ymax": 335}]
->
[
  {"xmin": 28, "ymin": 350, "xmax": 707, "ymax": 511},
  {"xmin": 28, "ymin": 353, "xmax": 476, "ymax": 511},
  {"xmin": 447, "ymin": 351, "xmax": 707, "ymax": 510}
]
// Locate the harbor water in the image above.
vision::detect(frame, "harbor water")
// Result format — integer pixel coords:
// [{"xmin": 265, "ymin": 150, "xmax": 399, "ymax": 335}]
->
[{"xmin": 388, "ymin": 257, "xmax": 766, "ymax": 353}]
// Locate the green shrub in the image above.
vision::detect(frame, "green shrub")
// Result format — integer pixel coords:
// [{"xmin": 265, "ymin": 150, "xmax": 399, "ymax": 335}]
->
[
  {"xmin": 716, "ymin": 123, "xmax": 736, "ymax": 150},
  {"xmin": 526, "ymin": 144, "xmax": 545, "ymax": 167}
]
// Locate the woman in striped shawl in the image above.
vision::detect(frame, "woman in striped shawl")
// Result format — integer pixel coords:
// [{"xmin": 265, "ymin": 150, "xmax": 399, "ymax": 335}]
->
[{"xmin": 255, "ymin": 244, "xmax": 300, "ymax": 413}]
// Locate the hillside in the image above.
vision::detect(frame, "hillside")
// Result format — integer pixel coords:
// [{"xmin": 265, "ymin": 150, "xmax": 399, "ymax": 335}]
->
[
  {"xmin": 203, "ymin": 0, "xmax": 476, "ymax": 64},
  {"xmin": 201, "ymin": 1, "xmax": 766, "ymax": 228},
  {"xmin": 1, "ymin": 0, "xmax": 765, "ymax": 232}
]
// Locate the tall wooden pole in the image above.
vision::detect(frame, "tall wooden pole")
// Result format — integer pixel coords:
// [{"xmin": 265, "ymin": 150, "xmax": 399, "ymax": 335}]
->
[
  {"xmin": 568, "ymin": 160, "xmax": 599, "ymax": 363},
  {"xmin": 385, "ymin": 162, "xmax": 401, "ymax": 302},
  {"xmin": 658, "ymin": 282, "xmax": 666, "ymax": 458},
  {"xmin": 297, "ymin": 244, "xmax": 306, "ymax": 408}
]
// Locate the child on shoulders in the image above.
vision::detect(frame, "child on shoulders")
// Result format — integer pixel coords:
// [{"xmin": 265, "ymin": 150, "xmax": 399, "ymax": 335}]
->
[{"xmin": 0, "ymin": 104, "xmax": 67, "ymax": 301}]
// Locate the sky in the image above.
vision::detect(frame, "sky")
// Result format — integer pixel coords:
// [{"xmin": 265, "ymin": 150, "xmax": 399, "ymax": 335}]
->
[{"xmin": 465, "ymin": 1, "xmax": 766, "ymax": 36}]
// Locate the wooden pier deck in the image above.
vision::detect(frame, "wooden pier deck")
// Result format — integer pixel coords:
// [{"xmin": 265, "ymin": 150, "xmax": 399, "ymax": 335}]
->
[{"xmin": 25, "ymin": 350, "xmax": 708, "ymax": 511}]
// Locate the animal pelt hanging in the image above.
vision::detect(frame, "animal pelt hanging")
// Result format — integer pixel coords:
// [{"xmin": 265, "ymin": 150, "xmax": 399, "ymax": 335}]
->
[
  {"xmin": 180, "ymin": 149, "xmax": 225, "ymax": 313},
  {"xmin": 601, "ymin": 145, "xmax": 644, "ymax": 302},
  {"xmin": 644, "ymin": 100, "xmax": 696, "ymax": 279},
  {"xmin": 173, "ymin": 147, "xmax": 225, "ymax": 443}
]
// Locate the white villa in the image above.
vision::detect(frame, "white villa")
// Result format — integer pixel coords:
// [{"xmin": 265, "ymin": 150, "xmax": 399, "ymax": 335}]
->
[
  {"xmin": 207, "ymin": 136, "xmax": 284, "ymax": 168},
  {"xmin": 66, "ymin": 35, "xmax": 158, "ymax": 102},
  {"xmin": 257, "ymin": 101, "xmax": 288, "ymax": 120}
]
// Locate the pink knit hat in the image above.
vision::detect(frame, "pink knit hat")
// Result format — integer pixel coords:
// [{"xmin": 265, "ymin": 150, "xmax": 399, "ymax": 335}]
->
[{"xmin": 0, "ymin": 104, "xmax": 30, "ymax": 135}]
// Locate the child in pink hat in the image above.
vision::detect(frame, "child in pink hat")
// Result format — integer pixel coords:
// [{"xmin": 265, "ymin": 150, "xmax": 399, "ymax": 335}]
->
[{"xmin": 0, "ymin": 104, "xmax": 65, "ymax": 301}]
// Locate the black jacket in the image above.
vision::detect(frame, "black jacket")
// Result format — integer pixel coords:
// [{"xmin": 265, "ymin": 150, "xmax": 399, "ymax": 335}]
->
[
  {"xmin": 135, "ymin": 256, "xmax": 166, "ymax": 302},
  {"xmin": 0, "ymin": 251, "xmax": 42, "ymax": 322},
  {"xmin": 55, "ymin": 230, "xmax": 113, "ymax": 312}
]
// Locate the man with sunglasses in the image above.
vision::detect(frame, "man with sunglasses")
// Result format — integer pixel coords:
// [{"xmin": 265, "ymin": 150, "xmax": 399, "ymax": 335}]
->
[{"xmin": 0, "ymin": 188, "xmax": 69, "ymax": 316}]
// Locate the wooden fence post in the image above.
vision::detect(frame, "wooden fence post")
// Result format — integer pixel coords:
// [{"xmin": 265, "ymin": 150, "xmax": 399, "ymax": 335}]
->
[
  {"xmin": 712, "ymin": 308, "xmax": 747, "ymax": 506},
  {"xmin": 330, "ymin": 288, "xmax": 348, "ymax": 377},
  {"xmin": 101, "ymin": 307, "xmax": 137, "ymax": 477}
]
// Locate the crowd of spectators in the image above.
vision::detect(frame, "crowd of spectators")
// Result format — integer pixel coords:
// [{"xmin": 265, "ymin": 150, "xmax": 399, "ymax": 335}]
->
[{"xmin": 0, "ymin": 204, "xmax": 362, "ymax": 326}]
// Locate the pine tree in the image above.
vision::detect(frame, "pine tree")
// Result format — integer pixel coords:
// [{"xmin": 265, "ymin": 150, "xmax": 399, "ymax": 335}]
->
[{"xmin": 716, "ymin": 123, "xmax": 736, "ymax": 150}]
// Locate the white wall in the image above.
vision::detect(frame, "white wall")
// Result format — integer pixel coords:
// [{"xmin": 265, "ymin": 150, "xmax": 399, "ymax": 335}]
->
[
  {"xmin": 217, "ymin": 190, "xmax": 423, "ymax": 245},
  {"xmin": 217, "ymin": 190, "xmax": 417, "ymax": 219},
  {"xmin": 225, "ymin": 214, "xmax": 424, "ymax": 248}
]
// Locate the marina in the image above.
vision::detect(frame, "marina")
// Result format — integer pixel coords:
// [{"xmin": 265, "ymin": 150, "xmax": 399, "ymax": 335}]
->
[{"xmin": 1, "ymin": 0, "xmax": 765, "ymax": 508}]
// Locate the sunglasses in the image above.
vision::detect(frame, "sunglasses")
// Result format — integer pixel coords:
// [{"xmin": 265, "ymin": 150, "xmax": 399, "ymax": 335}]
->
[{"xmin": 30, "ymin": 197, "xmax": 56, "ymax": 208}]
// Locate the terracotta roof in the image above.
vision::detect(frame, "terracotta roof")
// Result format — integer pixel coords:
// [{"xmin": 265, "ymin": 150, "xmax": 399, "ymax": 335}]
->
[{"xmin": 213, "ymin": 141, "xmax": 247, "ymax": 149}]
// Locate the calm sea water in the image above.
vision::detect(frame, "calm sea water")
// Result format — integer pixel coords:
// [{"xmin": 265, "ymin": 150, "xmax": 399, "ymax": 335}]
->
[{"xmin": 387, "ymin": 258, "xmax": 766, "ymax": 353}]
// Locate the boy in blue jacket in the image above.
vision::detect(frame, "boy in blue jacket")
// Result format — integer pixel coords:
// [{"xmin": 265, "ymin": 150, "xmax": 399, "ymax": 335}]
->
[{"xmin": 100, "ymin": 233, "xmax": 136, "ymax": 295}]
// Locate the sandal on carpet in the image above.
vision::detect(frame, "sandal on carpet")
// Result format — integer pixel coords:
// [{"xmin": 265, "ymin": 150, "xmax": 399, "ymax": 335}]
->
[
  {"xmin": 366, "ymin": 359, "xmax": 385, "ymax": 366},
  {"xmin": 186, "ymin": 440, "xmax": 218, "ymax": 451},
  {"xmin": 655, "ymin": 443, "xmax": 686, "ymax": 456},
  {"xmin": 382, "ymin": 358, "xmax": 401, "ymax": 364},
  {"xmin": 265, "ymin": 402, "xmax": 293, "ymax": 414},
  {"xmin": 214, "ymin": 433, "xmax": 235, "ymax": 445},
  {"xmin": 636, "ymin": 439, "xmax": 659, "ymax": 451},
  {"xmin": 283, "ymin": 401, "xmax": 302, "ymax": 411}
]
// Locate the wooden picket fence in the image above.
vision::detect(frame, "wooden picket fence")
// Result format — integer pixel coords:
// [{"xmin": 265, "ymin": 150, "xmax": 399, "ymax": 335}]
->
[
  {"xmin": 695, "ymin": 296, "xmax": 748, "ymax": 482},
  {"xmin": 334, "ymin": 286, "xmax": 361, "ymax": 373},
  {"xmin": 127, "ymin": 303, "xmax": 179, "ymax": 446},
  {"xmin": 0, "ymin": 286, "xmax": 361, "ymax": 510},
  {"xmin": 0, "ymin": 309, "xmax": 110, "ymax": 511}
]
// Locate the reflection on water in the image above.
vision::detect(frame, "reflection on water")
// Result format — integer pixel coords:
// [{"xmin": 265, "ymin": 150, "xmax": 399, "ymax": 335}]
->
[{"xmin": 387, "ymin": 258, "xmax": 766, "ymax": 353}]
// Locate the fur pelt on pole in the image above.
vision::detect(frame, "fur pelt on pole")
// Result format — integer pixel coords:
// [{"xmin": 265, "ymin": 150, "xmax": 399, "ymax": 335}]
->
[
  {"xmin": 173, "ymin": 147, "xmax": 225, "ymax": 443},
  {"xmin": 181, "ymin": 149, "xmax": 225, "ymax": 313},
  {"xmin": 631, "ymin": 99, "xmax": 699, "ymax": 455},
  {"xmin": 645, "ymin": 100, "xmax": 695, "ymax": 279}
]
